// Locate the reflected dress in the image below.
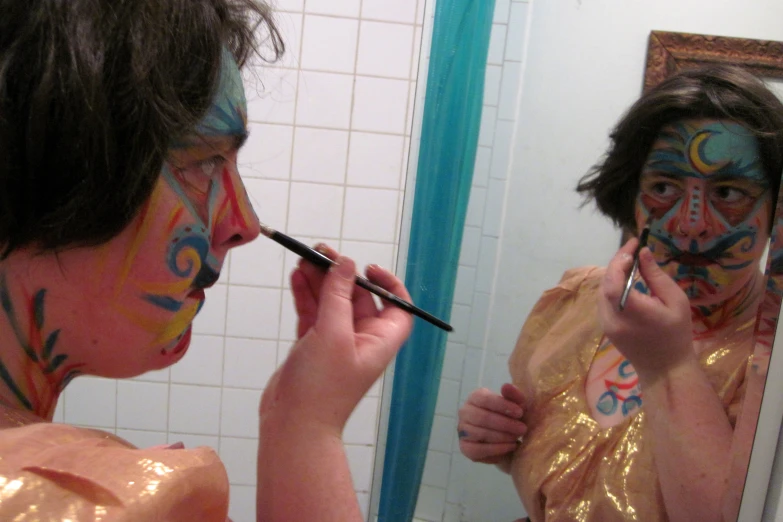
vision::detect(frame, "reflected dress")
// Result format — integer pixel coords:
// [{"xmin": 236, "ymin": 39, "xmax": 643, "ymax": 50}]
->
[{"xmin": 508, "ymin": 267, "xmax": 752, "ymax": 522}]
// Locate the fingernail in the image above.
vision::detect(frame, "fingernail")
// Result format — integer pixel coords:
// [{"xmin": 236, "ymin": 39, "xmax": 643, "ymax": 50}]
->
[
  {"xmin": 506, "ymin": 408, "xmax": 524, "ymax": 419},
  {"xmin": 331, "ymin": 255, "xmax": 354, "ymax": 280},
  {"xmin": 621, "ymin": 253, "xmax": 632, "ymax": 260},
  {"xmin": 167, "ymin": 441, "xmax": 185, "ymax": 450}
]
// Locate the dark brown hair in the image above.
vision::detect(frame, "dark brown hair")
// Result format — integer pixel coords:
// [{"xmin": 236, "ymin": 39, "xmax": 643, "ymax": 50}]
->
[
  {"xmin": 576, "ymin": 65, "xmax": 783, "ymax": 234},
  {"xmin": 0, "ymin": 0, "xmax": 283, "ymax": 257}
]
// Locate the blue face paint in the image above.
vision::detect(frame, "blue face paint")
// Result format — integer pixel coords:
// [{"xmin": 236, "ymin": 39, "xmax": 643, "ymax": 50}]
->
[
  {"xmin": 193, "ymin": 47, "xmax": 248, "ymax": 138},
  {"xmin": 145, "ymin": 49, "xmax": 248, "ymax": 314}
]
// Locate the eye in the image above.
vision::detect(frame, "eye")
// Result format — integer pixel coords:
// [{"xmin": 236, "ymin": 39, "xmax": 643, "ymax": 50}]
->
[
  {"xmin": 711, "ymin": 185, "xmax": 749, "ymax": 204},
  {"xmin": 195, "ymin": 156, "xmax": 225, "ymax": 177},
  {"xmin": 169, "ymin": 155, "xmax": 227, "ymax": 196},
  {"xmin": 642, "ymin": 179, "xmax": 681, "ymax": 201}
]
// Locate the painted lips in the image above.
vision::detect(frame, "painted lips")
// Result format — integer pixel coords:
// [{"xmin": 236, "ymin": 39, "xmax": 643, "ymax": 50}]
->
[
  {"xmin": 187, "ymin": 288, "xmax": 206, "ymax": 300},
  {"xmin": 673, "ymin": 253, "xmax": 718, "ymax": 267},
  {"xmin": 171, "ymin": 327, "xmax": 192, "ymax": 355}
]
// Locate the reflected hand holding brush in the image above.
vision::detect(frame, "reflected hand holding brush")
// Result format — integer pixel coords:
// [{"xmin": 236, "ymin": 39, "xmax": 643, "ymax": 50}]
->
[
  {"xmin": 259, "ymin": 223, "xmax": 453, "ymax": 332},
  {"xmin": 618, "ymin": 216, "xmax": 653, "ymax": 311}
]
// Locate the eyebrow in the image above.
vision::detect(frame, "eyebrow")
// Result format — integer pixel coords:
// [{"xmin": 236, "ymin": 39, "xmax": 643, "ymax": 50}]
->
[
  {"xmin": 174, "ymin": 130, "xmax": 249, "ymax": 152},
  {"xmin": 643, "ymin": 167, "xmax": 769, "ymax": 187}
]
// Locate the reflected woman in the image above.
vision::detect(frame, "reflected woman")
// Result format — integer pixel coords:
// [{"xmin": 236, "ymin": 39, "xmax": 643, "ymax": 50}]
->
[{"xmin": 457, "ymin": 66, "xmax": 783, "ymax": 522}]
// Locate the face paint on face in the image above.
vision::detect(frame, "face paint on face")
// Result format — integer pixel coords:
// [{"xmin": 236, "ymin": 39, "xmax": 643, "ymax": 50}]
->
[
  {"xmin": 0, "ymin": 50, "xmax": 261, "ymax": 416},
  {"xmin": 636, "ymin": 119, "xmax": 772, "ymax": 305},
  {"xmin": 121, "ymin": 48, "xmax": 258, "ymax": 358},
  {"xmin": 71, "ymin": 49, "xmax": 259, "ymax": 370}
]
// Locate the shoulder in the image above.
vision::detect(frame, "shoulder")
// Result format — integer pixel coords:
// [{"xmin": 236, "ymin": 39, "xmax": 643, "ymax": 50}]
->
[
  {"xmin": 551, "ymin": 265, "xmax": 605, "ymax": 294},
  {"xmin": 0, "ymin": 422, "xmax": 229, "ymax": 521},
  {"xmin": 527, "ymin": 265, "xmax": 605, "ymax": 318},
  {"xmin": 509, "ymin": 266, "xmax": 604, "ymax": 377}
]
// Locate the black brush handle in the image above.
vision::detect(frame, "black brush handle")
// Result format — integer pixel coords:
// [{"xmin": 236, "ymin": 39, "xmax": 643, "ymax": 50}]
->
[{"xmin": 268, "ymin": 230, "xmax": 453, "ymax": 332}]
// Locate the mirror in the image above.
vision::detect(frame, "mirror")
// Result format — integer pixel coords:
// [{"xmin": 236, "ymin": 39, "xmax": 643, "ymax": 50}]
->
[{"xmin": 373, "ymin": 2, "xmax": 783, "ymax": 520}]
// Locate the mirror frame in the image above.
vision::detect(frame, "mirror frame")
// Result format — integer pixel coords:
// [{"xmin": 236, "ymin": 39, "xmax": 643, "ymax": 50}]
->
[
  {"xmin": 643, "ymin": 30, "xmax": 783, "ymax": 92},
  {"xmin": 641, "ymin": 29, "xmax": 783, "ymax": 521}
]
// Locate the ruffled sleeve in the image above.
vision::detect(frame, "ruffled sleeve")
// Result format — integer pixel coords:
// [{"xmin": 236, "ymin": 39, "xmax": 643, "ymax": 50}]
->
[
  {"xmin": 507, "ymin": 265, "xmax": 605, "ymax": 400},
  {"xmin": 0, "ymin": 422, "xmax": 229, "ymax": 521}
]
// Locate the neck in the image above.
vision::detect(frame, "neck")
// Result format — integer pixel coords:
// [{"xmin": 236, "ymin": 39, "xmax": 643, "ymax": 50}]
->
[
  {"xmin": 0, "ymin": 272, "xmax": 79, "ymax": 420},
  {"xmin": 690, "ymin": 272, "xmax": 765, "ymax": 338}
]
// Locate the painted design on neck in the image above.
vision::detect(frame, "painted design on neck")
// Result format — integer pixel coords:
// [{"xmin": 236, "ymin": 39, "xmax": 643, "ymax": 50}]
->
[{"xmin": 0, "ymin": 276, "xmax": 82, "ymax": 416}]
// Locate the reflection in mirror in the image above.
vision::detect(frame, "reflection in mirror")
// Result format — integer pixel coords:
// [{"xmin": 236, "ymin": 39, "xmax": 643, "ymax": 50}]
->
[{"xmin": 373, "ymin": 1, "xmax": 783, "ymax": 521}]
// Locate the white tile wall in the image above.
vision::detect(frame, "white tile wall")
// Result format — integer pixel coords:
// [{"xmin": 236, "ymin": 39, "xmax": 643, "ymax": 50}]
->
[
  {"xmin": 413, "ymin": 0, "xmax": 531, "ymax": 520},
  {"xmin": 56, "ymin": 1, "xmax": 427, "ymax": 521},
  {"xmin": 300, "ymin": 16, "xmax": 359, "ymax": 73}
]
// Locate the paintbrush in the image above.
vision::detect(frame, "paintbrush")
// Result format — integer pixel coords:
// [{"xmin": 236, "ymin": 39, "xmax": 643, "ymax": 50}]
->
[
  {"xmin": 259, "ymin": 223, "xmax": 453, "ymax": 332},
  {"xmin": 619, "ymin": 216, "xmax": 653, "ymax": 311}
]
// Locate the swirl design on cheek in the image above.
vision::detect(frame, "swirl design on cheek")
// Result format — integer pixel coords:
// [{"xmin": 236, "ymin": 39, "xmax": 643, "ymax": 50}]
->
[{"xmin": 167, "ymin": 228, "xmax": 220, "ymax": 289}]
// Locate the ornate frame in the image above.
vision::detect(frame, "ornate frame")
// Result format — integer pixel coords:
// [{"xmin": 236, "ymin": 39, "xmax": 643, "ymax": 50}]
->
[{"xmin": 643, "ymin": 30, "xmax": 783, "ymax": 92}]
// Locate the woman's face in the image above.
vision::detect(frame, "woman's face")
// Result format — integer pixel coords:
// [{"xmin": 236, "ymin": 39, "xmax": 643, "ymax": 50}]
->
[
  {"xmin": 636, "ymin": 118, "xmax": 772, "ymax": 306},
  {"xmin": 10, "ymin": 50, "xmax": 260, "ymax": 379}
]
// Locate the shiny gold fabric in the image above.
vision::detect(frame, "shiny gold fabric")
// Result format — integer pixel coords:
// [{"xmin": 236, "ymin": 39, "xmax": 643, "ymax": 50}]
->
[
  {"xmin": 508, "ymin": 267, "xmax": 751, "ymax": 522},
  {"xmin": 0, "ymin": 421, "xmax": 229, "ymax": 521}
]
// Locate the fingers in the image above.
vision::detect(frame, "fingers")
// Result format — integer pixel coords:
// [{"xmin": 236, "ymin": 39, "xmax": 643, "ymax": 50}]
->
[
  {"xmin": 603, "ymin": 239, "xmax": 638, "ymax": 297},
  {"xmin": 314, "ymin": 256, "xmax": 357, "ymax": 336},
  {"xmin": 500, "ymin": 383, "xmax": 525, "ymax": 408},
  {"xmin": 468, "ymin": 387, "xmax": 525, "ymax": 419},
  {"xmin": 459, "ymin": 388, "xmax": 527, "ymax": 438},
  {"xmin": 458, "ymin": 403, "xmax": 526, "ymax": 438},
  {"xmin": 457, "ymin": 418, "xmax": 527, "ymax": 443},
  {"xmin": 459, "ymin": 440, "xmax": 519, "ymax": 464},
  {"xmin": 366, "ymin": 264, "xmax": 412, "ymax": 303},
  {"xmin": 458, "ymin": 387, "xmax": 527, "ymax": 464},
  {"xmin": 636, "ymin": 247, "xmax": 684, "ymax": 308},
  {"xmin": 291, "ymin": 268, "xmax": 318, "ymax": 339},
  {"xmin": 364, "ymin": 264, "xmax": 415, "ymax": 331}
]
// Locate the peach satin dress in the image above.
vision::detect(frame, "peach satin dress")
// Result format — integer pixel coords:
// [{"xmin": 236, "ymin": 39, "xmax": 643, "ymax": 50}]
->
[
  {"xmin": 0, "ymin": 410, "xmax": 229, "ymax": 521},
  {"xmin": 508, "ymin": 267, "xmax": 752, "ymax": 522}
]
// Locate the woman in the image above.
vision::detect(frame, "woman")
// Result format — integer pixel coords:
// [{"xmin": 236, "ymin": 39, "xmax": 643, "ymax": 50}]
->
[
  {"xmin": 0, "ymin": 1, "xmax": 413, "ymax": 520},
  {"xmin": 457, "ymin": 66, "xmax": 783, "ymax": 521}
]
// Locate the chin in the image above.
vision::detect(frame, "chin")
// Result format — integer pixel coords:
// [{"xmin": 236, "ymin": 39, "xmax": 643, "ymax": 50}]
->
[
  {"xmin": 154, "ymin": 326, "xmax": 193, "ymax": 367},
  {"xmin": 675, "ymin": 277, "xmax": 718, "ymax": 301}
]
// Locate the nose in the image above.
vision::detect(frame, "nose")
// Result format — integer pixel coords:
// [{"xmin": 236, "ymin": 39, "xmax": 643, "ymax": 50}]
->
[
  {"xmin": 211, "ymin": 169, "xmax": 261, "ymax": 250},
  {"xmin": 675, "ymin": 181, "xmax": 713, "ymax": 239}
]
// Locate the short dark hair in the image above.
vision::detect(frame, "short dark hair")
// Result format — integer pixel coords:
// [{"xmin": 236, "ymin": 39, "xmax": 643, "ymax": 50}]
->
[
  {"xmin": 576, "ymin": 65, "xmax": 783, "ymax": 234},
  {"xmin": 0, "ymin": 0, "xmax": 283, "ymax": 257}
]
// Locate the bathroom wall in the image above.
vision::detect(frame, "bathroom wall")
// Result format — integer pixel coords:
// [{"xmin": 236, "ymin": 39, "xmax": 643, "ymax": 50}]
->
[{"xmin": 54, "ymin": 1, "xmax": 425, "ymax": 521}]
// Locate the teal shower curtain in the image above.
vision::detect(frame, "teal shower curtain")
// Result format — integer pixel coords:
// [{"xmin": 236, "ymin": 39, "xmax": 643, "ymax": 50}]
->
[{"xmin": 377, "ymin": 0, "xmax": 497, "ymax": 519}]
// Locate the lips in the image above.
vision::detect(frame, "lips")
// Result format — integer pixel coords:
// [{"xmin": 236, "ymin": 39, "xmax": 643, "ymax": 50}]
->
[
  {"xmin": 187, "ymin": 266, "xmax": 220, "ymax": 299},
  {"xmin": 187, "ymin": 288, "xmax": 206, "ymax": 300},
  {"xmin": 171, "ymin": 327, "xmax": 192, "ymax": 355},
  {"xmin": 673, "ymin": 253, "xmax": 718, "ymax": 267},
  {"xmin": 193, "ymin": 264, "xmax": 220, "ymax": 289}
]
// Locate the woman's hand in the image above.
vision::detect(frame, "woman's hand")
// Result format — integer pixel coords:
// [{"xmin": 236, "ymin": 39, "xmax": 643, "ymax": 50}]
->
[
  {"xmin": 457, "ymin": 384, "xmax": 527, "ymax": 467},
  {"xmin": 259, "ymin": 245, "xmax": 413, "ymax": 435},
  {"xmin": 598, "ymin": 239, "xmax": 694, "ymax": 384}
]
